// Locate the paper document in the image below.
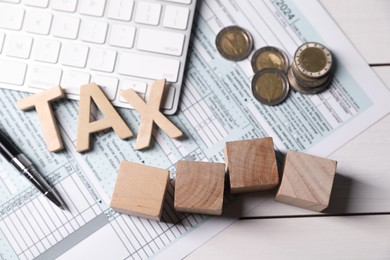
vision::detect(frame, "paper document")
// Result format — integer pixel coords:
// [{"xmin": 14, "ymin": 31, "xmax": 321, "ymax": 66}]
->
[{"xmin": 1, "ymin": 0, "xmax": 389, "ymax": 259}]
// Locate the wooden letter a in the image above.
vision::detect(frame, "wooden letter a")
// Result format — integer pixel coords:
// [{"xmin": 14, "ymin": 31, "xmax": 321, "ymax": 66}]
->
[{"xmin": 77, "ymin": 83, "xmax": 133, "ymax": 152}]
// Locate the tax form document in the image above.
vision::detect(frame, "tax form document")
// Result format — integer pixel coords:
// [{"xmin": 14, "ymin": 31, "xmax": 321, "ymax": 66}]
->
[{"xmin": 1, "ymin": 0, "xmax": 390, "ymax": 259}]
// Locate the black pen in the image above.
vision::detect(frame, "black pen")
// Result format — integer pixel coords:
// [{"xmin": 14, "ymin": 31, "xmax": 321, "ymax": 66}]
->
[{"xmin": 0, "ymin": 128, "xmax": 66, "ymax": 210}]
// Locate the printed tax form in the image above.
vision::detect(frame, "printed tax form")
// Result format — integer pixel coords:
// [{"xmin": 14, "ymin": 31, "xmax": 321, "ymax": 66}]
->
[{"xmin": 1, "ymin": 0, "xmax": 390, "ymax": 259}]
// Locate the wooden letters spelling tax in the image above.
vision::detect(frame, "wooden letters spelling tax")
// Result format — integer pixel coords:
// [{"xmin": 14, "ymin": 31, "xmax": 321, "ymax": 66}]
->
[{"xmin": 17, "ymin": 79, "xmax": 183, "ymax": 152}]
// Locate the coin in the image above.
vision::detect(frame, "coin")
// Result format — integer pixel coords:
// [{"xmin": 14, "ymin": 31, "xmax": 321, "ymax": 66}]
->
[
  {"xmin": 294, "ymin": 42, "xmax": 332, "ymax": 79},
  {"xmin": 251, "ymin": 46, "xmax": 289, "ymax": 73},
  {"xmin": 216, "ymin": 26, "xmax": 253, "ymax": 61},
  {"xmin": 251, "ymin": 68, "xmax": 289, "ymax": 106}
]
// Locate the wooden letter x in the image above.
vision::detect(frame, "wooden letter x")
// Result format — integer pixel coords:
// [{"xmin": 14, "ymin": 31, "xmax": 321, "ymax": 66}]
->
[
  {"xmin": 77, "ymin": 83, "xmax": 133, "ymax": 152},
  {"xmin": 121, "ymin": 79, "xmax": 183, "ymax": 150},
  {"xmin": 17, "ymin": 86, "xmax": 65, "ymax": 152}
]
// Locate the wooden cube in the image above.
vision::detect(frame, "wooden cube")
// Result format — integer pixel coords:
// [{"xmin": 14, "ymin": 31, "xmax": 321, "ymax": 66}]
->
[
  {"xmin": 110, "ymin": 161, "xmax": 169, "ymax": 221},
  {"xmin": 275, "ymin": 150, "xmax": 337, "ymax": 212},
  {"xmin": 174, "ymin": 160, "xmax": 225, "ymax": 215},
  {"xmin": 225, "ymin": 137, "xmax": 279, "ymax": 194}
]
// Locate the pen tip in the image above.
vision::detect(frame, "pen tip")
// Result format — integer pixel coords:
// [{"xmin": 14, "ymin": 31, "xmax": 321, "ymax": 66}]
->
[{"xmin": 46, "ymin": 190, "xmax": 67, "ymax": 211}]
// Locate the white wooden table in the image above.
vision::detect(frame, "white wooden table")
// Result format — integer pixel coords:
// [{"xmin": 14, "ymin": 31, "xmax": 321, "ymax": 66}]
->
[{"xmin": 187, "ymin": 1, "xmax": 390, "ymax": 258}]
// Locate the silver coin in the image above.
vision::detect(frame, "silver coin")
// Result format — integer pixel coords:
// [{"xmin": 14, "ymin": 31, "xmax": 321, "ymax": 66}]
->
[
  {"xmin": 251, "ymin": 68, "xmax": 290, "ymax": 106},
  {"xmin": 216, "ymin": 26, "xmax": 253, "ymax": 61}
]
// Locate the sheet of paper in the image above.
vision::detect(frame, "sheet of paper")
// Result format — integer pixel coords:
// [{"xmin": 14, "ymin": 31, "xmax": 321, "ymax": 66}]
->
[{"xmin": 0, "ymin": 0, "xmax": 389, "ymax": 259}]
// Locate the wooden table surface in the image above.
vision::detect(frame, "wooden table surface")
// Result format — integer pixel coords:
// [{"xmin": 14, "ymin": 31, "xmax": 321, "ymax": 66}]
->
[{"xmin": 187, "ymin": 1, "xmax": 390, "ymax": 258}]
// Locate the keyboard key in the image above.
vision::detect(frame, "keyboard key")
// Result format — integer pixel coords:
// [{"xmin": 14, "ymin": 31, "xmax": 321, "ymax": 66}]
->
[
  {"xmin": 135, "ymin": 2, "xmax": 161, "ymax": 25},
  {"xmin": 5, "ymin": 34, "xmax": 33, "ymax": 59},
  {"xmin": 61, "ymin": 70, "xmax": 90, "ymax": 94},
  {"xmin": 119, "ymin": 79, "xmax": 147, "ymax": 104},
  {"xmin": 0, "ymin": 5, "xmax": 24, "ymax": 30},
  {"xmin": 117, "ymin": 53, "xmax": 180, "ymax": 82},
  {"xmin": 137, "ymin": 28, "xmax": 185, "ymax": 56},
  {"xmin": 164, "ymin": 0, "xmax": 191, "ymax": 4},
  {"xmin": 79, "ymin": 19, "xmax": 108, "ymax": 44},
  {"xmin": 108, "ymin": 24, "xmax": 135, "ymax": 48},
  {"xmin": 79, "ymin": 0, "xmax": 106, "ymax": 17},
  {"xmin": 24, "ymin": 10, "xmax": 52, "ymax": 35},
  {"xmin": 51, "ymin": 0, "xmax": 78, "ymax": 12},
  {"xmin": 0, "ymin": 32, "xmax": 4, "ymax": 53},
  {"xmin": 24, "ymin": 0, "xmax": 49, "ymax": 8},
  {"xmin": 0, "ymin": 59, "xmax": 27, "ymax": 85},
  {"xmin": 2, "ymin": 0, "xmax": 20, "ymax": 3},
  {"xmin": 163, "ymin": 5, "xmax": 190, "ymax": 30},
  {"xmin": 92, "ymin": 75, "xmax": 118, "ymax": 100},
  {"xmin": 28, "ymin": 65, "xmax": 62, "ymax": 89},
  {"xmin": 52, "ymin": 15, "xmax": 80, "ymax": 39},
  {"xmin": 33, "ymin": 38, "xmax": 61, "ymax": 63},
  {"xmin": 106, "ymin": 0, "xmax": 134, "ymax": 21},
  {"xmin": 120, "ymin": 78, "xmax": 147, "ymax": 93},
  {"xmin": 88, "ymin": 47, "xmax": 116, "ymax": 72},
  {"xmin": 60, "ymin": 43, "xmax": 89, "ymax": 67},
  {"xmin": 161, "ymin": 86, "xmax": 175, "ymax": 109}
]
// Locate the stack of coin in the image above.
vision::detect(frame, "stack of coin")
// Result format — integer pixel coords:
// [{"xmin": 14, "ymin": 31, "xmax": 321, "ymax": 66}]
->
[
  {"xmin": 288, "ymin": 42, "xmax": 333, "ymax": 94},
  {"xmin": 250, "ymin": 46, "xmax": 290, "ymax": 106}
]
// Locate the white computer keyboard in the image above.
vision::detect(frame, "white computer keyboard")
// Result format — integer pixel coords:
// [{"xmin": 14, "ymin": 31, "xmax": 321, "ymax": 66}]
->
[{"xmin": 0, "ymin": 0, "xmax": 196, "ymax": 115}]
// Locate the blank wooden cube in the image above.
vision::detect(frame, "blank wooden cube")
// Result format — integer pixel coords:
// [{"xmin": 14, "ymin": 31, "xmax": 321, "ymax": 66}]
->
[
  {"xmin": 275, "ymin": 150, "xmax": 337, "ymax": 212},
  {"xmin": 174, "ymin": 160, "xmax": 225, "ymax": 215},
  {"xmin": 110, "ymin": 161, "xmax": 169, "ymax": 221},
  {"xmin": 225, "ymin": 137, "xmax": 279, "ymax": 194}
]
